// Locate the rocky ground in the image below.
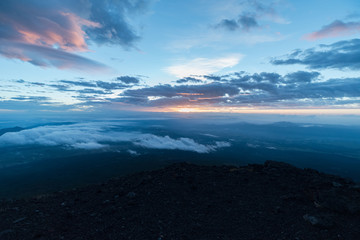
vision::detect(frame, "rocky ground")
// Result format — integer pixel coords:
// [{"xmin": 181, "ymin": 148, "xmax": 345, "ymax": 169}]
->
[{"xmin": 1, "ymin": 161, "xmax": 360, "ymax": 240}]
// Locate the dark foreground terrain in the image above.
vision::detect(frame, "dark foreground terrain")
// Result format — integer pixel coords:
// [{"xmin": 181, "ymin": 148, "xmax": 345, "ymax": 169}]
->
[{"xmin": 1, "ymin": 161, "xmax": 360, "ymax": 240}]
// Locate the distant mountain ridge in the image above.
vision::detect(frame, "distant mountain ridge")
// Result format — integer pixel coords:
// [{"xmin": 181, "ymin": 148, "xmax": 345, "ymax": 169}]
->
[{"xmin": 0, "ymin": 127, "xmax": 24, "ymax": 136}]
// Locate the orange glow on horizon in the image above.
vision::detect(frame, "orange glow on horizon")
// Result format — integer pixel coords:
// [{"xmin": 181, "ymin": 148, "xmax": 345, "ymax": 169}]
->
[{"xmin": 143, "ymin": 106, "xmax": 360, "ymax": 115}]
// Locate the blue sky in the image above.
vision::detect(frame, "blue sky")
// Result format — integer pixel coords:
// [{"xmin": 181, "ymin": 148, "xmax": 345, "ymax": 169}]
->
[{"xmin": 0, "ymin": 0, "xmax": 360, "ymax": 115}]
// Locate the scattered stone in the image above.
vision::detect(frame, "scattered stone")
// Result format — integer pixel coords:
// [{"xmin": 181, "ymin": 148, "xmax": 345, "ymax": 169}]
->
[
  {"xmin": 280, "ymin": 193, "xmax": 303, "ymax": 201},
  {"xmin": 317, "ymin": 190, "xmax": 360, "ymax": 214},
  {"xmin": 126, "ymin": 192, "xmax": 136, "ymax": 198},
  {"xmin": 332, "ymin": 182, "xmax": 343, "ymax": 187},
  {"xmin": 350, "ymin": 185, "xmax": 360, "ymax": 191},
  {"xmin": 273, "ymin": 206, "xmax": 282, "ymax": 214},
  {"xmin": 13, "ymin": 217, "xmax": 27, "ymax": 224},
  {"xmin": 303, "ymin": 214, "xmax": 334, "ymax": 229},
  {"xmin": 314, "ymin": 201, "xmax": 322, "ymax": 208},
  {"xmin": 0, "ymin": 161, "xmax": 359, "ymax": 239},
  {"xmin": 0, "ymin": 229, "xmax": 13, "ymax": 237}
]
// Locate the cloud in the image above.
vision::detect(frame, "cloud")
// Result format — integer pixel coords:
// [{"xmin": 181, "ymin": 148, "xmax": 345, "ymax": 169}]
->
[
  {"xmin": 135, "ymin": 135, "xmax": 230, "ymax": 153},
  {"xmin": 10, "ymin": 96, "xmax": 51, "ymax": 102},
  {"xmin": 284, "ymin": 71, "xmax": 320, "ymax": 83},
  {"xmin": 215, "ymin": 0, "xmax": 288, "ymax": 32},
  {"xmin": 72, "ymin": 142, "xmax": 106, "ymax": 150},
  {"xmin": 5, "ymin": 66, "xmax": 359, "ymax": 111},
  {"xmin": 58, "ymin": 79, "xmax": 130, "ymax": 91},
  {"xmin": 238, "ymin": 14, "xmax": 260, "ymax": 31},
  {"xmin": 116, "ymin": 76, "xmax": 140, "ymax": 84},
  {"xmin": 217, "ymin": 14, "xmax": 259, "ymax": 32},
  {"xmin": 304, "ymin": 20, "xmax": 360, "ymax": 40},
  {"xmin": 0, "ymin": 122, "xmax": 231, "ymax": 153},
  {"xmin": 176, "ymin": 77, "xmax": 203, "ymax": 84},
  {"xmin": 121, "ymin": 82, "xmax": 240, "ymax": 102},
  {"xmin": 48, "ymin": 84, "xmax": 72, "ymax": 92},
  {"xmin": 60, "ymin": 80, "xmax": 97, "ymax": 88},
  {"xmin": 77, "ymin": 88, "xmax": 109, "ymax": 95},
  {"xmin": 271, "ymin": 38, "xmax": 360, "ymax": 70},
  {"xmin": 112, "ymin": 71, "xmax": 360, "ymax": 109},
  {"xmin": 0, "ymin": 0, "xmax": 149, "ymax": 69},
  {"xmin": 0, "ymin": 1, "xmax": 98, "ymax": 51},
  {"xmin": 84, "ymin": 0, "xmax": 147, "ymax": 48},
  {"xmin": 95, "ymin": 81, "xmax": 128, "ymax": 90},
  {"xmin": 127, "ymin": 149, "xmax": 140, "ymax": 156},
  {"xmin": 0, "ymin": 99, "xmax": 73, "ymax": 111},
  {"xmin": 165, "ymin": 55, "xmax": 242, "ymax": 78},
  {"xmin": 0, "ymin": 40, "xmax": 107, "ymax": 71}
]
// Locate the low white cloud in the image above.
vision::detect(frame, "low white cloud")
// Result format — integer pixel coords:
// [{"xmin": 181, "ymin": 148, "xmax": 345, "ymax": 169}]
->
[
  {"xmin": 0, "ymin": 122, "xmax": 231, "ymax": 153},
  {"xmin": 214, "ymin": 141, "xmax": 231, "ymax": 148},
  {"xmin": 72, "ymin": 142, "xmax": 106, "ymax": 149},
  {"xmin": 127, "ymin": 149, "xmax": 140, "ymax": 156},
  {"xmin": 136, "ymin": 135, "xmax": 213, "ymax": 153},
  {"xmin": 165, "ymin": 55, "xmax": 242, "ymax": 78}
]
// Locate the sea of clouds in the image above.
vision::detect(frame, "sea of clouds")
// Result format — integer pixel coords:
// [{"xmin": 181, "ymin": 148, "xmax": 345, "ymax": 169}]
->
[{"xmin": 0, "ymin": 122, "xmax": 230, "ymax": 153}]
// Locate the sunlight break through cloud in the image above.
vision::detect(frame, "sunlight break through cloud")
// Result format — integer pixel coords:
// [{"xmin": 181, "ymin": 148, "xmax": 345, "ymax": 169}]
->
[{"xmin": 0, "ymin": 123, "xmax": 231, "ymax": 153}]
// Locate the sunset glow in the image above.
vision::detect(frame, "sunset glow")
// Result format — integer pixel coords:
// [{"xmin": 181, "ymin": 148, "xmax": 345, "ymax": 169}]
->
[
  {"xmin": 1, "ymin": 2, "xmax": 360, "ymax": 237},
  {"xmin": 141, "ymin": 106, "xmax": 360, "ymax": 115},
  {"xmin": 0, "ymin": 0, "xmax": 359, "ymax": 116}
]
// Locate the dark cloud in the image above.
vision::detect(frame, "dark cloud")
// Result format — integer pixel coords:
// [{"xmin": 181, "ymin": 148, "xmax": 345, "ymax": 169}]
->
[
  {"xmin": 0, "ymin": 0, "xmax": 150, "ymax": 69},
  {"xmin": 215, "ymin": 0, "xmax": 285, "ymax": 32},
  {"xmin": 0, "ymin": 41, "xmax": 107, "ymax": 71},
  {"xmin": 116, "ymin": 76, "xmax": 140, "ymax": 84},
  {"xmin": 247, "ymin": 72, "xmax": 282, "ymax": 83},
  {"xmin": 123, "ymin": 82, "xmax": 239, "ymax": 99},
  {"xmin": 271, "ymin": 38, "xmax": 360, "ymax": 70},
  {"xmin": 59, "ymin": 79, "xmax": 128, "ymax": 90},
  {"xmin": 49, "ymin": 84, "xmax": 73, "ymax": 92},
  {"xmin": 85, "ymin": 0, "xmax": 148, "ymax": 48},
  {"xmin": 95, "ymin": 81, "xmax": 127, "ymax": 90},
  {"xmin": 217, "ymin": 19, "xmax": 239, "ymax": 31},
  {"xmin": 284, "ymin": 71, "xmax": 320, "ymax": 83},
  {"xmin": 29, "ymin": 82, "xmax": 46, "ymax": 86},
  {"xmin": 5, "ymin": 70, "xmax": 360, "ymax": 110},
  {"xmin": 203, "ymin": 75, "xmax": 222, "ymax": 81},
  {"xmin": 176, "ymin": 77, "xmax": 203, "ymax": 84},
  {"xmin": 238, "ymin": 14, "xmax": 259, "ymax": 31},
  {"xmin": 111, "ymin": 71, "xmax": 360, "ymax": 108},
  {"xmin": 217, "ymin": 14, "xmax": 259, "ymax": 32}
]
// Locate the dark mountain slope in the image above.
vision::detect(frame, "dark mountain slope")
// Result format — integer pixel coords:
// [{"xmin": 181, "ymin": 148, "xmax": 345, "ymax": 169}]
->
[{"xmin": 1, "ymin": 161, "xmax": 360, "ymax": 240}]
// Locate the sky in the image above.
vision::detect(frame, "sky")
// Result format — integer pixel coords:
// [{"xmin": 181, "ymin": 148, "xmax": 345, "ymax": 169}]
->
[{"xmin": 0, "ymin": 0, "xmax": 360, "ymax": 116}]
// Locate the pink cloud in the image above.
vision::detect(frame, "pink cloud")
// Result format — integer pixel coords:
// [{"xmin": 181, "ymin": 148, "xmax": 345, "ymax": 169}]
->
[
  {"xmin": 0, "ymin": 0, "xmax": 146, "ymax": 70},
  {"xmin": 304, "ymin": 20, "xmax": 360, "ymax": 40},
  {"xmin": 1, "ymin": 8, "xmax": 100, "ymax": 52}
]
